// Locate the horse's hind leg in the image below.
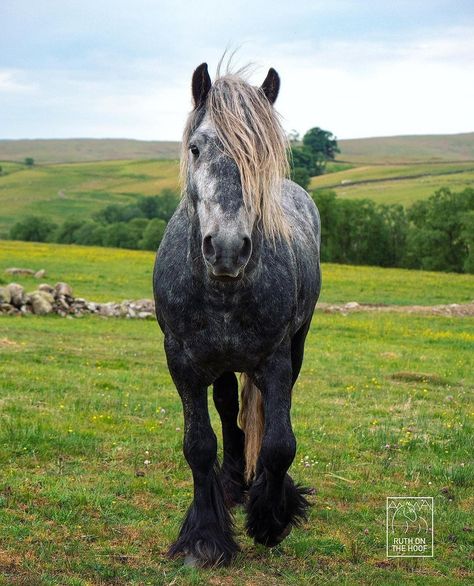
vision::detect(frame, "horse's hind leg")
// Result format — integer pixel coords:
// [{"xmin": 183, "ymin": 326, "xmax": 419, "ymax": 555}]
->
[
  {"xmin": 164, "ymin": 336, "xmax": 238, "ymax": 566},
  {"xmin": 213, "ymin": 372, "xmax": 246, "ymax": 507},
  {"xmin": 246, "ymin": 342, "xmax": 309, "ymax": 547}
]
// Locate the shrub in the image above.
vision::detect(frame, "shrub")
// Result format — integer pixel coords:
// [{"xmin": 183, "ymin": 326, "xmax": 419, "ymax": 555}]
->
[
  {"xmin": 10, "ymin": 216, "xmax": 57, "ymax": 242},
  {"xmin": 139, "ymin": 218, "xmax": 167, "ymax": 250}
]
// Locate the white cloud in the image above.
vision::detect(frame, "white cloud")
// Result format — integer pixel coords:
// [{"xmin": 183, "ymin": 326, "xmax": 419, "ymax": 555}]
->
[
  {"xmin": 0, "ymin": 70, "xmax": 36, "ymax": 94},
  {"xmin": 255, "ymin": 30, "xmax": 474, "ymax": 138},
  {"xmin": 1, "ymin": 26, "xmax": 473, "ymax": 139}
]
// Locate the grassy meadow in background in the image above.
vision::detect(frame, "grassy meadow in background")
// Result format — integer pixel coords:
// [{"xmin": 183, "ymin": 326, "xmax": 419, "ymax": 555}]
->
[
  {"xmin": 310, "ymin": 162, "xmax": 474, "ymax": 206},
  {"xmin": 1, "ymin": 241, "xmax": 474, "ymax": 305},
  {"xmin": 2, "ymin": 133, "xmax": 474, "ymax": 238},
  {"xmin": 0, "ymin": 160, "xmax": 179, "ymax": 237},
  {"xmin": 0, "ymin": 242, "xmax": 473, "ymax": 585}
]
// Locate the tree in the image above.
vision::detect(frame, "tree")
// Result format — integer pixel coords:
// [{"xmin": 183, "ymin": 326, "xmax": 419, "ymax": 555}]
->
[
  {"xmin": 73, "ymin": 221, "xmax": 106, "ymax": 246},
  {"xmin": 311, "ymin": 190, "xmax": 339, "ymax": 262},
  {"xmin": 461, "ymin": 210, "xmax": 474, "ymax": 273},
  {"xmin": 311, "ymin": 190, "xmax": 408, "ymax": 267},
  {"xmin": 301, "ymin": 127, "xmax": 339, "ymax": 175},
  {"xmin": 303, "ymin": 127, "xmax": 340, "ymax": 161},
  {"xmin": 54, "ymin": 219, "xmax": 86, "ymax": 244},
  {"xmin": 94, "ymin": 204, "xmax": 127, "ymax": 224},
  {"xmin": 378, "ymin": 203, "xmax": 408, "ymax": 267},
  {"xmin": 10, "ymin": 216, "xmax": 57, "ymax": 242},
  {"xmin": 139, "ymin": 218, "xmax": 167, "ymax": 250},
  {"xmin": 290, "ymin": 146, "xmax": 314, "ymax": 171},
  {"xmin": 24, "ymin": 157, "xmax": 35, "ymax": 167},
  {"xmin": 137, "ymin": 191, "xmax": 180, "ymax": 221},
  {"xmin": 289, "ymin": 127, "xmax": 339, "ymax": 183},
  {"xmin": 290, "ymin": 167, "xmax": 310, "ymax": 190},
  {"xmin": 405, "ymin": 187, "xmax": 474, "ymax": 272},
  {"xmin": 103, "ymin": 222, "xmax": 141, "ymax": 249}
]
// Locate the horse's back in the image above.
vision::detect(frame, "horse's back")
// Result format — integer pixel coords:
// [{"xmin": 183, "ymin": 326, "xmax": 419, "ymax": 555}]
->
[{"xmin": 281, "ymin": 179, "xmax": 320, "ymax": 252}]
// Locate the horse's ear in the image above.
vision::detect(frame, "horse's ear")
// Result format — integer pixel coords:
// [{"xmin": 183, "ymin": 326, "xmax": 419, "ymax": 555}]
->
[
  {"xmin": 192, "ymin": 63, "xmax": 212, "ymax": 109},
  {"xmin": 261, "ymin": 68, "xmax": 280, "ymax": 105}
]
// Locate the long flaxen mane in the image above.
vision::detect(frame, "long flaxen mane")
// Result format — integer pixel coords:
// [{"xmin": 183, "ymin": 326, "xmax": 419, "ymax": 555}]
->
[{"xmin": 181, "ymin": 66, "xmax": 291, "ymax": 242}]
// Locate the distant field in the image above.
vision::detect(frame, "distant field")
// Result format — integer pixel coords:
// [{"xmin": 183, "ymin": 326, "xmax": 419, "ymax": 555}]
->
[
  {"xmin": 0, "ymin": 139, "xmax": 180, "ymax": 164},
  {"xmin": 1, "ymin": 241, "xmax": 473, "ymax": 305},
  {"xmin": 0, "ymin": 160, "xmax": 179, "ymax": 237},
  {"xmin": 1, "ymin": 134, "xmax": 473, "ymax": 165},
  {"xmin": 1, "ymin": 133, "xmax": 474, "ymax": 237},
  {"xmin": 311, "ymin": 162, "xmax": 474, "ymax": 206},
  {"xmin": 337, "ymin": 132, "xmax": 474, "ymax": 164}
]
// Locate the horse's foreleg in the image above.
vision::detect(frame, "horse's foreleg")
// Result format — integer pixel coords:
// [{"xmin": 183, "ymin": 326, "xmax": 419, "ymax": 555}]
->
[
  {"xmin": 213, "ymin": 372, "xmax": 246, "ymax": 507},
  {"xmin": 246, "ymin": 343, "xmax": 309, "ymax": 546},
  {"xmin": 165, "ymin": 338, "xmax": 238, "ymax": 566}
]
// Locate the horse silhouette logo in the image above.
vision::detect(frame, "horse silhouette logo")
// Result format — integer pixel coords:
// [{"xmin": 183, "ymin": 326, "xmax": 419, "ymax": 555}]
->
[{"xmin": 386, "ymin": 497, "xmax": 434, "ymax": 557}]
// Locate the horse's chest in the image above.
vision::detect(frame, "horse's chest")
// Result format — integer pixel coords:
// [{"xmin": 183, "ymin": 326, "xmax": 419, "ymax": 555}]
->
[{"xmin": 176, "ymin": 293, "xmax": 293, "ymax": 368}]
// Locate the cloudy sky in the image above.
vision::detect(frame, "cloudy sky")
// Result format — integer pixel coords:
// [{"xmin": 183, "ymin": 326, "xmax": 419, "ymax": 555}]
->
[{"xmin": 1, "ymin": 0, "xmax": 473, "ymax": 141}]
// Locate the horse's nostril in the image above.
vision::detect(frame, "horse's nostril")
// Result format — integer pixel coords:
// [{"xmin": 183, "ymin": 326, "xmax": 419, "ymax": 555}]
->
[
  {"xmin": 239, "ymin": 236, "xmax": 252, "ymax": 264},
  {"xmin": 202, "ymin": 235, "xmax": 215, "ymax": 262}
]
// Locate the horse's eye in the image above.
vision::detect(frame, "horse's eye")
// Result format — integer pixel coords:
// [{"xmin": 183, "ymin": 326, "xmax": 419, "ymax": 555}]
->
[{"xmin": 189, "ymin": 144, "xmax": 200, "ymax": 157}]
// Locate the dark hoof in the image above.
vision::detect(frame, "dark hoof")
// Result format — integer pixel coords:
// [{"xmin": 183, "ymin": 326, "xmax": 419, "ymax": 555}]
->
[
  {"xmin": 273, "ymin": 523, "xmax": 292, "ymax": 545},
  {"xmin": 169, "ymin": 469, "xmax": 239, "ymax": 566},
  {"xmin": 246, "ymin": 474, "xmax": 310, "ymax": 547},
  {"xmin": 169, "ymin": 537, "xmax": 237, "ymax": 567}
]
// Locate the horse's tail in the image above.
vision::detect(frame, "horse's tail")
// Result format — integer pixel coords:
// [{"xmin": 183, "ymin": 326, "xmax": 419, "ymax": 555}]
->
[{"xmin": 239, "ymin": 373, "xmax": 264, "ymax": 482}]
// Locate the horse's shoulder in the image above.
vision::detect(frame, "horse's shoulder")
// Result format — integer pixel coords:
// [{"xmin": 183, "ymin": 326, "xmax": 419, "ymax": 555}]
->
[
  {"xmin": 281, "ymin": 179, "xmax": 320, "ymax": 228},
  {"xmin": 154, "ymin": 203, "xmax": 192, "ymax": 293}
]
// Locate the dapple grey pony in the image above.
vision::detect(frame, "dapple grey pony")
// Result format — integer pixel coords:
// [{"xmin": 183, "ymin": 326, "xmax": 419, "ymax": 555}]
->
[{"xmin": 153, "ymin": 61, "xmax": 321, "ymax": 566}]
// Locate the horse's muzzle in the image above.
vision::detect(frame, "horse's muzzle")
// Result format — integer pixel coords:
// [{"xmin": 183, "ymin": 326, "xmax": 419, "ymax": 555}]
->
[{"xmin": 202, "ymin": 233, "xmax": 252, "ymax": 279}]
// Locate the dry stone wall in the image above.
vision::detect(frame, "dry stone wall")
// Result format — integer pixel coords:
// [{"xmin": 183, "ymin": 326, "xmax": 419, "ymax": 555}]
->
[{"xmin": 0, "ymin": 282, "xmax": 155, "ymax": 319}]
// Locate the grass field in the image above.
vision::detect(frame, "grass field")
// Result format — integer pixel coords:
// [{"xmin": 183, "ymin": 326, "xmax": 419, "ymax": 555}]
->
[
  {"xmin": 0, "ymin": 243, "xmax": 473, "ymax": 584},
  {"xmin": 1, "ymin": 134, "xmax": 473, "ymax": 165},
  {"xmin": 1, "ymin": 133, "xmax": 474, "ymax": 239},
  {"xmin": 310, "ymin": 163, "xmax": 474, "ymax": 206},
  {"xmin": 0, "ymin": 139, "xmax": 180, "ymax": 165},
  {"xmin": 1, "ymin": 241, "xmax": 474, "ymax": 306},
  {"xmin": 336, "ymin": 133, "xmax": 474, "ymax": 164},
  {"xmin": 0, "ymin": 290, "xmax": 472, "ymax": 584},
  {"xmin": 0, "ymin": 160, "xmax": 179, "ymax": 237},
  {"xmin": 2, "ymin": 157, "xmax": 473, "ymax": 239}
]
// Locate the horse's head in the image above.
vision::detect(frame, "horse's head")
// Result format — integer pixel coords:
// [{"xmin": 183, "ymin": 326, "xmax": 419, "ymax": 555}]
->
[{"xmin": 182, "ymin": 62, "xmax": 289, "ymax": 281}]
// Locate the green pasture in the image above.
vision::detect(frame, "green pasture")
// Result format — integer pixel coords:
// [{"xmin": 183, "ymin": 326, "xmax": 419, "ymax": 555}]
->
[
  {"xmin": 311, "ymin": 162, "xmax": 474, "ymax": 189},
  {"xmin": 1, "ymin": 133, "xmax": 473, "ymax": 166},
  {"xmin": 335, "ymin": 133, "xmax": 474, "ymax": 164},
  {"xmin": 1, "ymin": 241, "xmax": 474, "ymax": 305},
  {"xmin": 0, "ymin": 160, "xmax": 179, "ymax": 237},
  {"xmin": 0, "ymin": 307, "xmax": 472, "ymax": 584},
  {"xmin": 0, "ymin": 139, "xmax": 180, "ymax": 165},
  {"xmin": 310, "ymin": 163, "xmax": 474, "ymax": 206},
  {"xmin": 2, "ymin": 134, "xmax": 474, "ymax": 240}
]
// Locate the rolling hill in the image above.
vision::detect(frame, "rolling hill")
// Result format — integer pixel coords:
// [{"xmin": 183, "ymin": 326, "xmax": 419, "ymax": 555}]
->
[
  {"xmin": 336, "ymin": 132, "xmax": 474, "ymax": 164},
  {"xmin": 1, "ymin": 133, "xmax": 472, "ymax": 165},
  {"xmin": 0, "ymin": 133, "xmax": 473, "ymax": 238},
  {"xmin": 310, "ymin": 160, "xmax": 474, "ymax": 206},
  {"xmin": 0, "ymin": 159, "xmax": 179, "ymax": 237},
  {"xmin": 0, "ymin": 138, "xmax": 180, "ymax": 164}
]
